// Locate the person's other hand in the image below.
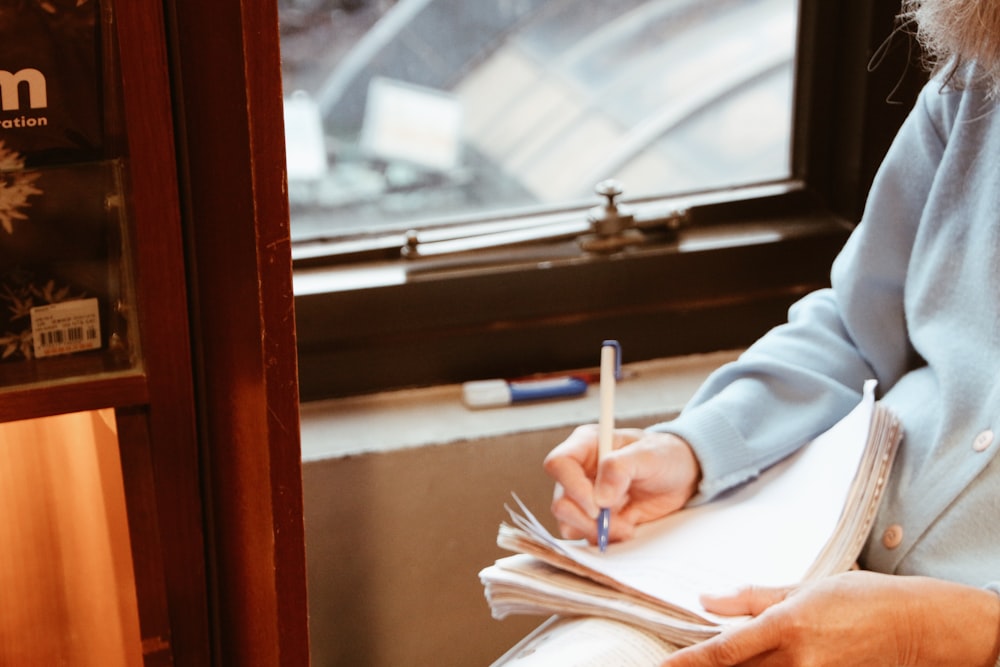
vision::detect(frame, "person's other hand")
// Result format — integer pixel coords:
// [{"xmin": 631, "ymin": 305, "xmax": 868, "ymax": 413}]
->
[
  {"xmin": 661, "ymin": 570, "xmax": 1000, "ymax": 666},
  {"xmin": 543, "ymin": 425, "xmax": 701, "ymax": 544}
]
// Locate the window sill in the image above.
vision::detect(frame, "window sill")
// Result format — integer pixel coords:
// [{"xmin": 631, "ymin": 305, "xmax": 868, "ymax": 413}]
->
[
  {"xmin": 299, "ymin": 349, "xmax": 739, "ymax": 461},
  {"xmin": 294, "ymin": 192, "xmax": 849, "ymax": 400}
]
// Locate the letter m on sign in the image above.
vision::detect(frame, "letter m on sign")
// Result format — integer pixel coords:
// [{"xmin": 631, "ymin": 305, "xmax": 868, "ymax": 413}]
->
[{"xmin": 0, "ymin": 68, "xmax": 47, "ymax": 111}]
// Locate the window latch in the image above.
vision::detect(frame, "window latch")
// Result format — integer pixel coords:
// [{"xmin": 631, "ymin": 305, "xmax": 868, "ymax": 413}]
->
[
  {"xmin": 578, "ymin": 179, "xmax": 643, "ymax": 253},
  {"xmin": 397, "ymin": 179, "xmax": 690, "ymax": 260},
  {"xmin": 577, "ymin": 179, "xmax": 687, "ymax": 253}
]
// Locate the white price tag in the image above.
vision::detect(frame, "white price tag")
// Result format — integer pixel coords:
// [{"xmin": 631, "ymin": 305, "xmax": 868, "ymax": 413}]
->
[{"xmin": 30, "ymin": 298, "xmax": 102, "ymax": 358}]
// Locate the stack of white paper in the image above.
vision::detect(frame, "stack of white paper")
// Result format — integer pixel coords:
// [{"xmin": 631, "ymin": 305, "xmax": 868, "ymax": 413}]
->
[{"xmin": 481, "ymin": 381, "xmax": 901, "ymax": 646}]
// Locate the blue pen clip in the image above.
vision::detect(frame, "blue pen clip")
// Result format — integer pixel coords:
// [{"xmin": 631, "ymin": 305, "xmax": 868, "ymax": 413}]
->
[{"xmin": 602, "ymin": 339, "xmax": 622, "ymax": 381}]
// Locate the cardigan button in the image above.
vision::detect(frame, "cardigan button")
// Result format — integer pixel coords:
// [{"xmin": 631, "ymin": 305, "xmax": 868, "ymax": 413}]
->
[
  {"xmin": 882, "ymin": 524, "xmax": 903, "ymax": 549},
  {"xmin": 973, "ymin": 430, "xmax": 994, "ymax": 452}
]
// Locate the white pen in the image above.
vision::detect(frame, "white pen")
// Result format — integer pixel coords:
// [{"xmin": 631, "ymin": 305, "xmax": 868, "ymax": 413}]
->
[{"xmin": 596, "ymin": 340, "xmax": 620, "ymax": 552}]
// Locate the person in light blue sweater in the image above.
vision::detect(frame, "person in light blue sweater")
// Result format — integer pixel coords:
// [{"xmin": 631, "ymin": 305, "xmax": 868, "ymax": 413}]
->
[{"xmin": 544, "ymin": 1, "xmax": 1000, "ymax": 664}]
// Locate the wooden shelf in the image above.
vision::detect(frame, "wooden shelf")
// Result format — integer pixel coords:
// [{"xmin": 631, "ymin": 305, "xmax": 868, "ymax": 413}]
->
[{"xmin": 0, "ymin": 371, "xmax": 148, "ymax": 423}]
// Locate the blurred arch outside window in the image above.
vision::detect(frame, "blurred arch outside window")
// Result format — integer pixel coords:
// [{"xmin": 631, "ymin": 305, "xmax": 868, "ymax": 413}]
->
[{"xmin": 279, "ymin": 0, "xmax": 799, "ymax": 243}]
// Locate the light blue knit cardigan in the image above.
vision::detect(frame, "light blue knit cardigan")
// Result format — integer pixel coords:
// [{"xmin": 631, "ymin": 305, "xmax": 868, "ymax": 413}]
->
[{"xmin": 652, "ymin": 70, "xmax": 1000, "ymax": 660}]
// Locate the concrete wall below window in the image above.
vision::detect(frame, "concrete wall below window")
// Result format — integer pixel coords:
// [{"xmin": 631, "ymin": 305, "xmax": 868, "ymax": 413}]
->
[{"xmin": 300, "ymin": 352, "xmax": 737, "ymax": 666}]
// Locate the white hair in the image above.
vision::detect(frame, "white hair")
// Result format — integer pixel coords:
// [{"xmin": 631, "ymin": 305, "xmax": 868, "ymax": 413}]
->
[{"xmin": 901, "ymin": 0, "xmax": 1000, "ymax": 96}]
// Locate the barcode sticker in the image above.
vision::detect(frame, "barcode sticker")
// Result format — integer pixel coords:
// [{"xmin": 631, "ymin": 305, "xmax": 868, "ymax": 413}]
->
[{"xmin": 30, "ymin": 298, "xmax": 102, "ymax": 358}]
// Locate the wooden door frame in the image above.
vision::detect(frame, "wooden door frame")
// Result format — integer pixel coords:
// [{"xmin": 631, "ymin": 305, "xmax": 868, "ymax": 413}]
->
[{"xmin": 162, "ymin": 1, "xmax": 309, "ymax": 664}]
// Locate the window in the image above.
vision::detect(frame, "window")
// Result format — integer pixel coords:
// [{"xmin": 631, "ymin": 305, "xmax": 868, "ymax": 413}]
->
[
  {"xmin": 285, "ymin": 0, "xmax": 924, "ymax": 400},
  {"xmin": 282, "ymin": 0, "xmax": 797, "ymax": 241}
]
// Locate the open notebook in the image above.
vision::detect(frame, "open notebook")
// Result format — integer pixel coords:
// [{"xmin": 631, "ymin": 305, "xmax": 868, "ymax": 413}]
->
[{"xmin": 481, "ymin": 380, "xmax": 901, "ymax": 647}]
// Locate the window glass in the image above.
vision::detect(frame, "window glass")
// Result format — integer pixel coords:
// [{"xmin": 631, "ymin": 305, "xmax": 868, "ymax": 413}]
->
[{"xmin": 279, "ymin": 0, "xmax": 799, "ymax": 242}]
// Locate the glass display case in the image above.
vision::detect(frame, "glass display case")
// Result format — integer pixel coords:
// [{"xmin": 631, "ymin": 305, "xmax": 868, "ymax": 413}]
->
[
  {"xmin": 0, "ymin": 2, "xmax": 208, "ymax": 663},
  {"xmin": 0, "ymin": 1, "xmax": 312, "ymax": 663},
  {"xmin": 0, "ymin": 1, "xmax": 140, "ymax": 391}
]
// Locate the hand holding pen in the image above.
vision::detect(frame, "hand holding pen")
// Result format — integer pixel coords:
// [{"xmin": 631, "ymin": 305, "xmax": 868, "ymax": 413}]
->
[{"xmin": 542, "ymin": 348, "xmax": 704, "ymax": 547}]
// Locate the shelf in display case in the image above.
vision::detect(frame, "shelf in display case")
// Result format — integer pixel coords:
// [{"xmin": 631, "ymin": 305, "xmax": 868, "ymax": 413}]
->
[
  {"xmin": 0, "ymin": 158, "xmax": 142, "ymax": 394},
  {"xmin": 1, "ymin": 1, "xmax": 145, "ymax": 398},
  {"xmin": 0, "ymin": 370, "xmax": 147, "ymax": 424}
]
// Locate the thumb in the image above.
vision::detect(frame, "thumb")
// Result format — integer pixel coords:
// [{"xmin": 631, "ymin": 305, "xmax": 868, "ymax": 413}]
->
[
  {"xmin": 699, "ymin": 584, "xmax": 793, "ymax": 617},
  {"xmin": 592, "ymin": 448, "xmax": 640, "ymax": 508}
]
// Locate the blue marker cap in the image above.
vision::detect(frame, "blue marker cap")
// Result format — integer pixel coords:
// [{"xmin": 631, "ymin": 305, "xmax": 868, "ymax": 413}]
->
[
  {"xmin": 509, "ymin": 375, "xmax": 589, "ymax": 402},
  {"xmin": 462, "ymin": 375, "xmax": 589, "ymax": 408}
]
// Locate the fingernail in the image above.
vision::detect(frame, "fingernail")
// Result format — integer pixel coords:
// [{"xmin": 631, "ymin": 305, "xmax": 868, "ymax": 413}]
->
[
  {"xmin": 592, "ymin": 488, "xmax": 612, "ymax": 509},
  {"xmin": 701, "ymin": 586, "xmax": 741, "ymax": 602}
]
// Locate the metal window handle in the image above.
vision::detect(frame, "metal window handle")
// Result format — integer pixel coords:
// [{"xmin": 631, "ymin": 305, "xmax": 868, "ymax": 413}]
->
[
  {"xmin": 590, "ymin": 180, "xmax": 634, "ymax": 235},
  {"xmin": 579, "ymin": 179, "xmax": 645, "ymax": 253},
  {"xmin": 397, "ymin": 178, "xmax": 690, "ymax": 261}
]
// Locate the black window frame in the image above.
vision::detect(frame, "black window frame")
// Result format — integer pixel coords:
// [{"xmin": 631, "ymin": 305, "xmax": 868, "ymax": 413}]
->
[{"xmin": 293, "ymin": 0, "xmax": 925, "ymax": 400}]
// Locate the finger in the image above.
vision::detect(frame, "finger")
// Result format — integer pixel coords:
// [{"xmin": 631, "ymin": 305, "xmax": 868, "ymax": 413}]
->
[
  {"xmin": 550, "ymin": 484, "xmax": 600, "ymax": 539},
  {"xmin": 554, "ymin": 520, "xmax": 589, "ymax": 542},
  {"xmin": 700, "ymin": 585, "xmax": 793, "ymax": 617},
  {"xmin": 593, "ymin": 447, "xmax": 644, "ymax": 508},
  {"xmin": 663, "ymin": 617, "xmax": 782, "ymax": 666},
  {"xmin": 606, "ymin": 513, "xmax": 637, "ymax": 543},
  {"xmin": 611, "ymin": 428, "xmax": 648, "ymax": 450},
  {"xmin": 545, "ymin": 424, "xmax": 601, "ymax": 462},
  {"xmin": 594, "ymin": 433, "xmax": 684, "ymax": 508},
  {"xmin": 544, "ymin": 426, "xmax": 602, "ymax": 518},
  {"xmin": 552, "ymin": 483, "xmax": 641, "ymax": 543},
  {"xmin": 554, "ymin": 508, "xmax": 638, "ymax": 545}
]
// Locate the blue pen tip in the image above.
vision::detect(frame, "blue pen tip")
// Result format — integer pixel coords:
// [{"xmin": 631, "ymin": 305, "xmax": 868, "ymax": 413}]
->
[{"xmin": 597, "ymin": 507, "xmax": 610, "ymax": 553}]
